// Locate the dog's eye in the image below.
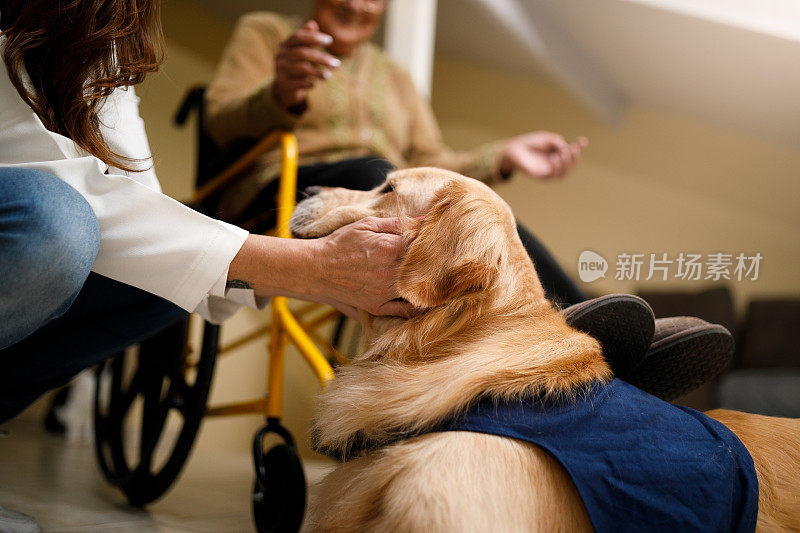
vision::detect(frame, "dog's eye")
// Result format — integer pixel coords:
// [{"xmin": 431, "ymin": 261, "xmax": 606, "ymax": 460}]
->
[{"xmin": 379, "ymin": 182, "xmax": 394, "ymax": 194}]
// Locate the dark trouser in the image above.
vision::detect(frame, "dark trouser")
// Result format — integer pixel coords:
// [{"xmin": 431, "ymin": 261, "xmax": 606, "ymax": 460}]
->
[
  {"xmin": 0, "ymin": 168, "xmax": 185, "ymax": 424},
  {"xmin": 236, "ymin": 157, "xmax": 396, "ymax": 232},
  {"xmin": 241, "ymin": 157, "xmax": 587, "ymax": 307},
  {"xmin": 516, "ymin": 224, "xmax": 586, "ymax": 307},
  {"xmin": 0, "ymin": 272, "xmax": 186, "ymax": 424}
]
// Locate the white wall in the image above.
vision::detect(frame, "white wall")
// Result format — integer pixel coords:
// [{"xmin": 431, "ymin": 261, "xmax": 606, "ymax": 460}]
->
[{"xmin": 431, "ymin": 55, "xmax": 800, "ymax": 312}]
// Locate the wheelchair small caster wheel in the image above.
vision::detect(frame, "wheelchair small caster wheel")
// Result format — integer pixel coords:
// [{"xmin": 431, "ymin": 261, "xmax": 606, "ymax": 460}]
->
[{"xmin": 252, "ymin": 422, "xmax": 306, "ymax": 533}]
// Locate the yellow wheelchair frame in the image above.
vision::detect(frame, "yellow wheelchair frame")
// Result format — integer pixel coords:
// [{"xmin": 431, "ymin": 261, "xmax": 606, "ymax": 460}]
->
[
  {"xmin": 191, "ymin": 131, "xmax": 347, "ymax": 532},
  {"xmin": 199, "ymin": 132, "xmax": 341, "ymax": 421}
]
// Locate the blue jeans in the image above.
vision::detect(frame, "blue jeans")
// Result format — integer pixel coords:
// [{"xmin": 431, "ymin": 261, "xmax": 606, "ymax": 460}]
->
[{"xmin": 0, "ymin": 168, "xmax": 186, "ymax": 423}]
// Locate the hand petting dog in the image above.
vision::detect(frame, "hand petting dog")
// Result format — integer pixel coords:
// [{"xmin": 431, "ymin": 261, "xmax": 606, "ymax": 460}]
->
[{"xmin": 315, "ymin": 216, "xmax": 416, "ymax": 320}]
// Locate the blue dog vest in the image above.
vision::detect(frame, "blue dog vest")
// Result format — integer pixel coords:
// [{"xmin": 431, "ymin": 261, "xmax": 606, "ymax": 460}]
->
[{"xmin": 433, "ymin": 379, "xmax": 758, "ymax": 532}]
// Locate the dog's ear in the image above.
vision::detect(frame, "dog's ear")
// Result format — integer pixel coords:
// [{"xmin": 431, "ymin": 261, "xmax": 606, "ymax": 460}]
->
[{"xmin": 397, "ymin": 182, "xmax": 509, "ymax": 308}]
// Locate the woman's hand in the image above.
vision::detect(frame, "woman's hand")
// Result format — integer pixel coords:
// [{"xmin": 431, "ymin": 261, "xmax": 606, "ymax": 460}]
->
[
  {"xmin": 272, "ymin": 20, "xmax": 341, "ymax": 112},
  {"xmin": 228, "ymin": 217, "xmax": 414, "ymax": 320},
  {"xmin": 313, "ymin": 216, "xmax": 413, "ymax": 318},
  {"xmin": 499, "ymin": 131, "xmax": 588, "ymax": 180}
]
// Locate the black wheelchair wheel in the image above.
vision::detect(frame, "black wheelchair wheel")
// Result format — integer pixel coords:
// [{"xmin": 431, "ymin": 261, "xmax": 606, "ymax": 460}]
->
[
  {"xmin": 252, "ymin": 421, "xmax": 307, "ymax": 533},
  {"xmin": 93, "ymin": 315, "xmax": 219, "ymax": 506}
]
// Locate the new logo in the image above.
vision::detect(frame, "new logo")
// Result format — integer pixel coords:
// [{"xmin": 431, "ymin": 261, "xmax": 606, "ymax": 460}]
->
[{"xmin": 578, "ymin": 250, "xmax": 608, "ymax": 283}]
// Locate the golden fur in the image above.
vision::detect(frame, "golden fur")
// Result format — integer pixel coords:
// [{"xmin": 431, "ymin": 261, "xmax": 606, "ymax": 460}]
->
[{"xmin": 290, "ymin": 168, "xmax": 800, "ymax": 532}]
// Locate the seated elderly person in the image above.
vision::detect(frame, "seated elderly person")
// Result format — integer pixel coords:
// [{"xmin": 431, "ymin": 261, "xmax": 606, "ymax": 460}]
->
[{"xmin": 204, "ymin": 0, "xmax": 587, "ymax": 307}]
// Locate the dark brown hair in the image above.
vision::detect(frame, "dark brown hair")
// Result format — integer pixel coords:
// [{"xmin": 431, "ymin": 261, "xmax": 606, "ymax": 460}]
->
[{"xmin": 1, "ymin": 0, "xmax": 165, "ymax": 171}]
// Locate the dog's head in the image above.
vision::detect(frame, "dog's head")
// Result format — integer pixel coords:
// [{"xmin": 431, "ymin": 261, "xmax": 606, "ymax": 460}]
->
[
  {"xmin": 296, "ymin": 168, "xmax": 610, "ymax": 456},
  {"xmin": 291, "ymin": 167, "xmax": 544, "ymax": 311}
]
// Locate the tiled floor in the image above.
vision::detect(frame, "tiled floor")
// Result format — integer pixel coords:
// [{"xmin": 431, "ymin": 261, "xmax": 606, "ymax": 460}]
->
[{"xmin": 0, "ymin": 420, "xmax": 335, "ymax": 532}]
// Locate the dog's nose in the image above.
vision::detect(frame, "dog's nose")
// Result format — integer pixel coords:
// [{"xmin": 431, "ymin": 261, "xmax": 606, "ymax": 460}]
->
[{"xmin": 303, "ymin": 186, "xmax": 322, "ymax": 197}]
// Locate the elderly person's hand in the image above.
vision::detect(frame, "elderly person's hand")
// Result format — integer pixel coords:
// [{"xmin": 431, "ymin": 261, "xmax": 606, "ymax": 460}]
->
[
  {"xmin": 228, "ymin": 217, "xmax": 413, "ymax": 322},
  {"xmin": 499, "ymin": 131, "xmax": 588, "ymax": 180},
  {"xmin": 272, "ymin": 20, "xmax": 341, "ymax": 112}
]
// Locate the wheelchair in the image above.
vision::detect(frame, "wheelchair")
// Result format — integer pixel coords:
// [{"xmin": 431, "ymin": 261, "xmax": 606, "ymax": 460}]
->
[{"xmin": 92, "ymin": 86, "xmax": 354, "ymax": 532}]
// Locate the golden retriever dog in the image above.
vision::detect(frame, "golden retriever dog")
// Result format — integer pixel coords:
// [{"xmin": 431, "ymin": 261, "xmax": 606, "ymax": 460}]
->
[{"xmin": 290, "ymin": 168, "xmax": 800, "ymax": 532}]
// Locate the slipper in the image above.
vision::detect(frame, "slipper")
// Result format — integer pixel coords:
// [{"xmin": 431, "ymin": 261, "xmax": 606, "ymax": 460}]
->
[
  {"xmin": 624, "ymin": 317, "xmax": 734, "ymax": 402},
  {"xmin": 562, "ymin": 294, "xmax": 655, "ymax": 379}
]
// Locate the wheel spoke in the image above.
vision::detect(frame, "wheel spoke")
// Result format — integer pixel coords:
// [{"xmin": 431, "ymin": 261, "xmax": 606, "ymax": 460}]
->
[
  {"xmin": 139, "ymin": 372, "xmax": 171, "ymax": 472},
  {"xmin": 165, "ymin": 379, "xmax": 190, "ymax": 412},
  {"xmin": 101, "ymin": 356, "xmax": 126, "ymax": 416},
  {"xmin": 111, "ymin": 367, "xmax": 144, "ymax": 419}
]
